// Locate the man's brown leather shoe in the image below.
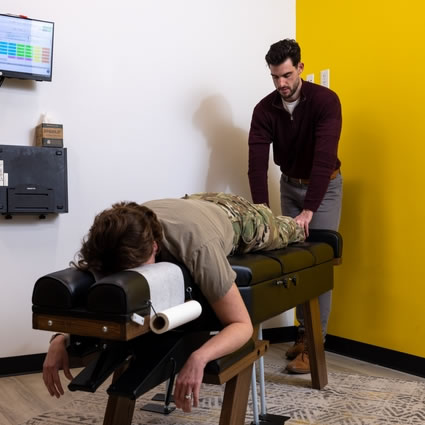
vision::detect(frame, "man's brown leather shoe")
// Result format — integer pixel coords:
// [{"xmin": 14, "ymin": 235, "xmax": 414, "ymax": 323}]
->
[
  {"xmin": 285, "ymin": 329, "xmax": 306, "ymax": 360},
  {"xmin": 285, "ymin": 341, "xmax": 305, "ymax": 360},
  {"xmin": 286, "ymin": 351, "xmax": 310, "ymax": 374}
]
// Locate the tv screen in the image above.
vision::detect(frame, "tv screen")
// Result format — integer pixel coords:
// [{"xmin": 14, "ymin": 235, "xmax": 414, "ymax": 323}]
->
[{"xmin": 0, "ymin": 14, "xmax": 54, "ymax": 82}]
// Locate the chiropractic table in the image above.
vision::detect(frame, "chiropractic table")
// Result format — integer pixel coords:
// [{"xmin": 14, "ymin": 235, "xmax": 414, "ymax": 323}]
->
[{"xmin": 32, "ymin": 229, "xmax": 342, "ymax": 425}]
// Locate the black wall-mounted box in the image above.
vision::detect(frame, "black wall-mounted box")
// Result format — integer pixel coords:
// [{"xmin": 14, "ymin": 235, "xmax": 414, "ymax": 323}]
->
[{"xmin": 0, "ymin": 145, "xmax": 68, "ymax": 216}]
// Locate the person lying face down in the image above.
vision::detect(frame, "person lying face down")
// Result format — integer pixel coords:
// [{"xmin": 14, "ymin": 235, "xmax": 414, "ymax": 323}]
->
[{"xmin": 43, "ymin": 192, "xmax": 305, "ymax": 412}]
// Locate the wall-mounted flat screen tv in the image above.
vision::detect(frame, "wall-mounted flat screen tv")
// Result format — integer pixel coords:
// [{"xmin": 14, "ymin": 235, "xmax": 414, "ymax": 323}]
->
[{"xmin": 0, "ymin": 14, "xmax": 54, "ymax": 82}]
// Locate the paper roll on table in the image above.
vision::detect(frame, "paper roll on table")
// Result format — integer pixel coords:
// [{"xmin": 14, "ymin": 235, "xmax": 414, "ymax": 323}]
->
[{"xmin": 150, "ymin": 300, "xmax": 202, "ymax": 334}]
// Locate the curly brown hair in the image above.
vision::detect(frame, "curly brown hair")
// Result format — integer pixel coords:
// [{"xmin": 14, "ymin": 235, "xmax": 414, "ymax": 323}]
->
[
  {"xmin": 74, "ymin": 202, "xmax": 163, "ymax": 276},
  {"xmin": 265, "ymin": 38, "xmax": 301, "ymax": 67}
]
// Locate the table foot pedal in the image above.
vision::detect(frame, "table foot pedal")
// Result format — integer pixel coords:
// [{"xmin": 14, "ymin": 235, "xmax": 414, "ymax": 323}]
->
[
  {"xmin": 152, "ymin": 392, "xmax": 175, "ymax": 403},
  {"xmin": 140, "ymin": 403, "xmax": 175, "ymax": 415},
  {"xmin": 251, "ymin": 413, "xmax": 290, "ymax": 424}
]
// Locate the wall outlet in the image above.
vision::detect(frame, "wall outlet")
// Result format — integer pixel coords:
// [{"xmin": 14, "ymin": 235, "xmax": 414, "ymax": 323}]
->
[
  {"xmin": 306, "ymin": 73, "xmax": 315, "ymax": 83},
  {"xmin": 320, "ymin": 69, "xmax": 330, "ymax": 88}
]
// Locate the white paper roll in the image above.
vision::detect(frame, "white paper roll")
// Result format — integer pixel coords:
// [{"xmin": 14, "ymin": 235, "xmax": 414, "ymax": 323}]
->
[
  {"xmin": 150, "ymin": 300, "xmax": 202, "ymax": 334},
  {"xmin": 130, "ymin": 263, "xmax": 185, "ymax": 312}
]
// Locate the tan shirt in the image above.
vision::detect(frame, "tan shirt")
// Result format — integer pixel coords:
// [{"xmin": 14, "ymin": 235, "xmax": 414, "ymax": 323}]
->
[{"xmin": 142, "ymin": 198, "xmax": 236, "ymax": 304}]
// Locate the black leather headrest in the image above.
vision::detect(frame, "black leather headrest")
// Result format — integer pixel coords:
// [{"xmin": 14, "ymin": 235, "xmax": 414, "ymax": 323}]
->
[
  {"xmin": 87, "ymin": 270, "xmax": 151, "ymax": 314},
  {"xmin": 32, "ymin": 268, "xmax": 95, "ymax": 309}
]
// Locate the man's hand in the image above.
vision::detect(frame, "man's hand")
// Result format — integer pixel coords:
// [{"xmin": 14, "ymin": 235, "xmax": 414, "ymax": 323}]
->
[
  {"xmin": 294, "ymin": 209, "xmax": 313, "ymax": 237},
  {"xmin": 42, "ymin": 334, "xmax": 73, "ymax": 398}
]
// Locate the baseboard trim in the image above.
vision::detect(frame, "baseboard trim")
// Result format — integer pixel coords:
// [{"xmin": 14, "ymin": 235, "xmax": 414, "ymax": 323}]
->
[
  {"xmin": 325, "ymin": 335, "xmax": 425, "ymax": 378},
  {"xmin": 0, "ymin": 353, "xmax": 45, "ymax": 377},
  {"xmin": 263, "ymin": 328, "xmax": 425, "ymax": 378}
]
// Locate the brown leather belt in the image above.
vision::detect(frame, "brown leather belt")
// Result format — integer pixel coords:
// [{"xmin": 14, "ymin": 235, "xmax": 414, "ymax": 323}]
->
[{"xmin": 285, "ymin": 168, "xmax": 340, "ymax": 185}]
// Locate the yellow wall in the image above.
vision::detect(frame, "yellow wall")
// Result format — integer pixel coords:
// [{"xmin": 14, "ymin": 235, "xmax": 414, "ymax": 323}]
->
[{"xmin": 297, "ymin": 0, "xmax": 425, "ymax": 357}]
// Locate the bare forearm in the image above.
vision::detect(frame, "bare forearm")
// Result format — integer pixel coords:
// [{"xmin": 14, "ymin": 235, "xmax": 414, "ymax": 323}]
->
[{"xmin": 190, "ymin": 321, "xmax": 253, "ymax": 367}]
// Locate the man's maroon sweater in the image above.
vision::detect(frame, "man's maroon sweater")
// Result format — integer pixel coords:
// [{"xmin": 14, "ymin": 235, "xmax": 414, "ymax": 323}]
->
[{"xmin": 248, "ymin": 80, "xmax": 342, "ymax": 212}]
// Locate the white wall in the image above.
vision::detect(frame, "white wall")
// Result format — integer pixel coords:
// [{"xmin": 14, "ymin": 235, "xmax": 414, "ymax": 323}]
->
[{"xmin": 0, "ymin": 0, "xmax": 295, "ymax": 357}]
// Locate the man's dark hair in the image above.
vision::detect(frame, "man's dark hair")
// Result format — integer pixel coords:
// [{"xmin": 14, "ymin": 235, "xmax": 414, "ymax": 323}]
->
[
  {"xmin": 265, "ymin": 39, "xmax": 301, "ymax": 67},
  {"xmin": 74, "ymin": 202, "xmax": 163, "ymax": 276}
]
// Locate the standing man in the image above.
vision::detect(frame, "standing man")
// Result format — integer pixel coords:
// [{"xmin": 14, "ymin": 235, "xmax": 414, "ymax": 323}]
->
[{"xmin": 248, "ymin": 39, "xmax": 343, "ymax": 374}]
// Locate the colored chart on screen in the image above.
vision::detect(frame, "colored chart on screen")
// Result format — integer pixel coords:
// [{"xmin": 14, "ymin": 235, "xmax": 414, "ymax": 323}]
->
[{"xmin": 0, "ymin": 14, "xmax": 54, "ymax": 80}]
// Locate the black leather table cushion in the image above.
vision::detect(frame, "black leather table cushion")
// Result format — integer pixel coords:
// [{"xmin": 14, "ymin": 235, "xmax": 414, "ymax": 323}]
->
[
  {"xmin": 307, "ymin": 229, "xmax": 342, "ymax": 259},
  {"xmin": 229, "ymin": 242, "xmax": 334, "ymax": 325},
  {"xmin": 32, "ymin": 242, "xmax": 334, "ymax": 325},
  {"xmin": 229, "ymin": 242, "xmax": 333, "ymax": 287}
]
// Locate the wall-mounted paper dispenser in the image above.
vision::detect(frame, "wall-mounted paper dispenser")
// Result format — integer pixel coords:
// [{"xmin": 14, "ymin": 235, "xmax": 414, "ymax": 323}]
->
[{"xmin": 0, "ymin": 145, "xmax": 68, "ymax": 218}]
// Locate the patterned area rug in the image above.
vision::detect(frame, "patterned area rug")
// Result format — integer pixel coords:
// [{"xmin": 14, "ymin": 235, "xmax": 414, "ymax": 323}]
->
[{"xmin": 21, "ymin": 358, "xmax": 425, "ymax": 425}]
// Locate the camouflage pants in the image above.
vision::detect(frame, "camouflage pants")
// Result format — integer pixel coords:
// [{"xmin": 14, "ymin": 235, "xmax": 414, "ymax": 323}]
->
[{"xmin": 183, "ymin": 192, "xmax": 305, "ymax": 255}]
